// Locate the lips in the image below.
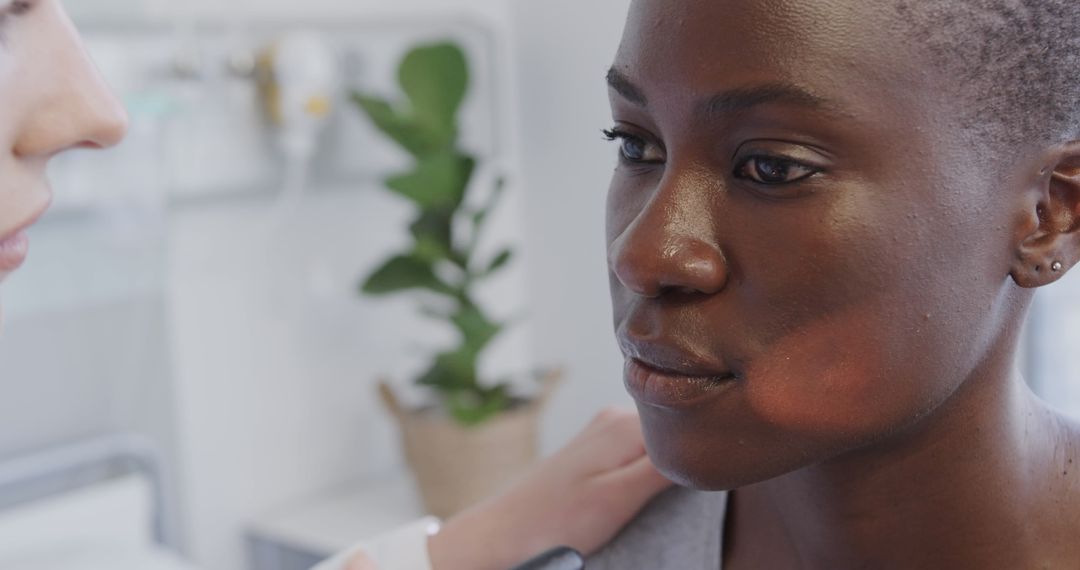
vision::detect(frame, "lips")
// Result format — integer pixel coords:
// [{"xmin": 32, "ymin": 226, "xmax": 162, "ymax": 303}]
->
[
  {"xmin": 618, "ymin": 335, "xmax": 739, "ymax": 408},
  {"xmin": 0, "ymin": 205, "xmax": 48, "ymax": 276},
  {"xmin": 619, "ymin": 334, "xmax": 731, "ymax": 375},
  {"xmin": 0, "ymin": 230, "xmax": 30, "ymax": 273}
]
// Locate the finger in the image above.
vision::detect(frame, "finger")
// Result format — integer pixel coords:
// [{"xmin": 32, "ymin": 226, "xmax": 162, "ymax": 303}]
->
[
  {"xmin": 589, "ymin": 406, "xmax": 638, "ymax": 428},
  {"xmin": 559, "ymin": 409, "xmax": 645, "ymax": 475},
  {"xmin": 345, "ymin": 552, "xmax": 379, "ymax": 570},
  {"xmin": 587, "ymin": 410, "xmax": 647, "ymax": 470},
  {"xmin": 606, "ymin": 452, "xmax": 674, "ymax": 499}
]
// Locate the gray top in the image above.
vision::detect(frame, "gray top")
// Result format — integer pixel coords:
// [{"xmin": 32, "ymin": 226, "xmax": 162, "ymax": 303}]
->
[{"xmin": 587, "ymin": 487, "xmax": 729, "ymax": 569}]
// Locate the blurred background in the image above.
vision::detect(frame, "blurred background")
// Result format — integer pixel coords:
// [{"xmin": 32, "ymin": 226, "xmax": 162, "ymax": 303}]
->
[{"xmin": 0, "ymin": 1, "xmax": 1078, "ymax": 570}]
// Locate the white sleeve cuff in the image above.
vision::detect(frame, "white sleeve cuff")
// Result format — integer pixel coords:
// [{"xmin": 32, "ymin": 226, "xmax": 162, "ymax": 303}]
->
[{"xmin": 309, "ymin": 517, "xmax": 441, "ymax": 570}]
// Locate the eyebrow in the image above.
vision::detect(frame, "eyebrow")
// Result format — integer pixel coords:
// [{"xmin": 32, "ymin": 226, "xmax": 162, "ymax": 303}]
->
[
  {"xmin": 606, "ymin": 67, "xmax": 849, "ymax": 119},
  {"xmin": 606, "ymin": 68, "xmax": 649, "ymax": 106}
]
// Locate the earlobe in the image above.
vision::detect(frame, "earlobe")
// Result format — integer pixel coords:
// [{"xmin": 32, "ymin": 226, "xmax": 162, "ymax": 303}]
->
[{"xmin": 1010, "ymin": 142, "xmax": 1080, "ymax": 289}]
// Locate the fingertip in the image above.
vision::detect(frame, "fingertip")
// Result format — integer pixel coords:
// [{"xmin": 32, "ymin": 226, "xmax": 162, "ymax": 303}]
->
[
  {"xmin": 619, "ymin": 453, "xmax": 675, "ymax": 496},
  {"xmin": 345, "ymin": 552, "xmax": 379, "ymax": 570}
]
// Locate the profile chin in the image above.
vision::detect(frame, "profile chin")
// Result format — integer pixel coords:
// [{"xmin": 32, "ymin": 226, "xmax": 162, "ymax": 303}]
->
[
  {"xmin": 638, "ymin": 410, "xmax": 811, "ymax": 491},
  {"xmin": 639, "ymin": 420, "xmax": 747, "ymax": 491}
]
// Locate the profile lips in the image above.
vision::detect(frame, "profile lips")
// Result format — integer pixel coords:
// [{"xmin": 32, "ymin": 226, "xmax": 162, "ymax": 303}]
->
[
  {"xmin": 630, "ymin": 357, "xmax": 737, "ymax": 383},
  {"xmin": 0, "ymin": 205, "xmax": 49, "ymax": 274},
  {"xmin": 623, "ymin": 357, "xmax": 737, "ymax": 409},
  {"xmin": 617, "ymin": 337, "xmax": 736, "ymax": 381}
]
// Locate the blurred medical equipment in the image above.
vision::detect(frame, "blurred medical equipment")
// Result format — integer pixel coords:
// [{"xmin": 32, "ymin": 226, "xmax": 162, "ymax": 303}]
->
[
  {"xmin": 45, "ymin": 20, "xmax": 501, "ymax": 209},
  {"xmin": 256, "ymin": 31, "xmax": 339, "ymax": 210}
]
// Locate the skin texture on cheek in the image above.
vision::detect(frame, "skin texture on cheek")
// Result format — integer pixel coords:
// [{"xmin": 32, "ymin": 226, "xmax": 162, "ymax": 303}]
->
[
  {"xmin": 632, "ymin": 230, "xmax": 994, "ymax": 491},
  {"xmin": 744, "ymin": 297, "xmax": 936, "ymax": 438}
]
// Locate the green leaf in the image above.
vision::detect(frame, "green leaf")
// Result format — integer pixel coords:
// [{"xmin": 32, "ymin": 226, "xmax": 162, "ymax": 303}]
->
[
  {"xmin": 417, "ymin": 349, "xmax": 477, "ymax": 391},
  {"xmin": 386, "ymin": 153, "xmax": 475, "ymax": 211},
  {"xmin": 410, "ymin": 210, "xmax": 453, "ymax": 247},
  {"xmin": 414, "ymin": 305, "xmax": 500, "ymax": 394},
  {"xmin": 350, "ymin": 93, "xmax": 448, "ymax": 158},
  {"xmin": 399, "ymin": 42, "xmax": 469, "ymax": 135},
  {"xmin": 361, "ymin": 255, "xmax": 453, "ymax": 296},
  {"xmin": 410, "ymin": 211, "xmax": 472, "ymax": 270},
  {"xmin": 447, "ymin": 384, "xmax": 510, "ymax": 427},
  {"xmin": 451, "ymin": 303, "xmax": 501, "ymax": 354},
  {"xmin": 482, "ymin": 249, "xmax": 513, "ymax": 277},
  {"xmin": 413, "ymin": 234, "xmax": 450, "ymax": 264}
]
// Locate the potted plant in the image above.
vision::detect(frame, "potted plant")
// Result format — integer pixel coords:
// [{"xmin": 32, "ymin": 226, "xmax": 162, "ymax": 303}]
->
[{"xmin": 351, "ymin": 41, "xmax": 557, "ymax": 518}]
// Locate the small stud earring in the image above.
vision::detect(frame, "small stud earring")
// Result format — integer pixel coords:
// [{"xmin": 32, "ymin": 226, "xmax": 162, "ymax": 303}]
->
[{"xmin": 1052, "ymin": 261, "xmax": 1064, "ymax": 272}]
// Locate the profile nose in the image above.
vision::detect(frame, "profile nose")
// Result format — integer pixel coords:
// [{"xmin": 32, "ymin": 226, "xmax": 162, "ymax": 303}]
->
[
  {"xmin": 48, "ymin": 44, "xmax": 130, "ymax": 153},
  {"xmin": 71, "ymin": 86, "xmax": 129, "ymax": 151},
  {"xmin": 609, "ymin": 205, "xmax": 729, "ymax": 298},
  {"xmin": 13, "ymin": 7, "xmax": 129, "ymax": 158}
]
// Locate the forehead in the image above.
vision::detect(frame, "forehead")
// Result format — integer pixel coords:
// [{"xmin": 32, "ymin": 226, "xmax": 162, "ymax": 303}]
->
[{"xmin": 614, "ymin": 0, "xmax": 936, "ymax": 123}]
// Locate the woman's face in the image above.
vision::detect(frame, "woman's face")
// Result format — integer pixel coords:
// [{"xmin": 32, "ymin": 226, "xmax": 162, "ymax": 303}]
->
[
  {"xmin": 0, "ymin": 0, "xmax": 127, "ymax": 286},
  {"xmin": 607, "ymin": 0, "xmax": 1033, "ymax": 489}
]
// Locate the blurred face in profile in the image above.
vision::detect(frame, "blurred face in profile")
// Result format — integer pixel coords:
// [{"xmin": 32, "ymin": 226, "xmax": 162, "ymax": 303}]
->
[{"xmin": 0, "ymin": 0, "xmax": 127, "ymax": 293}]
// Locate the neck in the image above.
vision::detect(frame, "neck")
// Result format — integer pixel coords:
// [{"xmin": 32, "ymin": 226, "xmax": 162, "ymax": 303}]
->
[{"xmin": 736, "ymin": 349, "xmax": 1075, "ymax": 569}]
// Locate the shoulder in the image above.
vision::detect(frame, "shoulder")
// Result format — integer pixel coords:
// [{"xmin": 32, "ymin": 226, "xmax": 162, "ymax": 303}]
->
[{"xmin": 587, "ymin": 486, "xmax": 728, "ymax": 570}]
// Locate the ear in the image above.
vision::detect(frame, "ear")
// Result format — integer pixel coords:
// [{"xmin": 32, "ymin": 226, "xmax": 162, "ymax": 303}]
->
[{"xmin": 1011, "ymin": 141, "xmax": 1080, "ymax": 289}]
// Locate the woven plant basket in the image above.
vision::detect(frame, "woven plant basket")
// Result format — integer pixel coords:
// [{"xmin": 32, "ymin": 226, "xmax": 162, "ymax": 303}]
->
[{"xmin": 379, "ymin": 371, "xmax": 561, "ymax": 519}]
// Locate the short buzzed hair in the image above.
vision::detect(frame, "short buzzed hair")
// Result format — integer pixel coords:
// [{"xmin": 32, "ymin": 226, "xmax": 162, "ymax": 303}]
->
[{"xmin": 893, "ymin": 0, "xmax": 1080, "ymax": 150}]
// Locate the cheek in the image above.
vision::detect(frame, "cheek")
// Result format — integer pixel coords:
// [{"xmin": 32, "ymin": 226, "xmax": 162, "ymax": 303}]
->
[
  {"xmin": 732, "ymin": 197, "xmax": 989, "ymax": 442},
  {"xmin": 736, "ymin": 230, "xmax": 995, "ymax": 448},
  {"xmin": 742, "ymin": 299, "xmax": 947, "ymax": 441}
]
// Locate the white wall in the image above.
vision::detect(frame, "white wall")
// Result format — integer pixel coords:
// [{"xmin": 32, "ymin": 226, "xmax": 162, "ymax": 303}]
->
[
  {"xmin": 148, "ymin": 1, "xmax": 641, "ymax": 564},
  {"xmin": 127, "ymin": 5, "xmax": 529, "ymax": 569},
  {"xmin": 165, "ymin": 187, "xmax": 454, "ymax": 570},
  {"xmin": 510, "ymin": 0, "xmax": 636, "ymax": 449}
]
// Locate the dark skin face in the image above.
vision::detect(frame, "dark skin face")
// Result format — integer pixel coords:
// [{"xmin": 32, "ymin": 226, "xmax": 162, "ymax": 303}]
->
[{"xmin": 607, "ymin": 0, "xmax": 1080, "ymax": 567}]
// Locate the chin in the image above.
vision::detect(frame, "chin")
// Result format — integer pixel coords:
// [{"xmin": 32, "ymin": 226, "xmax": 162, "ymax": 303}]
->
[{"xmin": 636, "ymin": 400, "xmax": 861, "ymax": 491}]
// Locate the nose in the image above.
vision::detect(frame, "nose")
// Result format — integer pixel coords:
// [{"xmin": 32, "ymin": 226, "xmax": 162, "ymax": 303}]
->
[
  {"xmin": 609, "ymin": 170, "xmax": 730, "ymax": 298},
  {"xmin": 13, "ymin": 8, "xmax": 128, "ymax": 157}
]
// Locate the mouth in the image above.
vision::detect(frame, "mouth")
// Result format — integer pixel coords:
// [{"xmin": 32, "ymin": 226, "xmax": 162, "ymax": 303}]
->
[
  {"xmin": 0, "ymin": 204, "xmax": 49, "ymax": 275},
  {"xmin": 624, "ymin": 358, "xmax": 738, "ymax": 409},
  {"xmin": 619, "ymin": 338, "xmax": 739, "ymax": 409}
]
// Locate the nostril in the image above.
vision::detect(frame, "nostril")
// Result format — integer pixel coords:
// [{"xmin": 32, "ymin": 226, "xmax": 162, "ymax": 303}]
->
[
  {"xmin": 611, "ymin": 237, "xmax": 663, "ymax": 298},
  {"xmin": 616, "ymin": 262, "xmax": 665, "ymax": 299}
]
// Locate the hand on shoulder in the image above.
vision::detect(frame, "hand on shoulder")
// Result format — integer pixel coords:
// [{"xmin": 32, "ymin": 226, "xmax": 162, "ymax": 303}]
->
[{"xmin": 427, "ymin": 407, "xmax": 672, "ymax": 570}]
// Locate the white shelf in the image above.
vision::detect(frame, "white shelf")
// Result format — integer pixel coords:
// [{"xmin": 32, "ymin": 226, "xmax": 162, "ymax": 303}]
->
[{"xmin": 248, "ymin": 474, "xmax": 428, "ymax": 558}]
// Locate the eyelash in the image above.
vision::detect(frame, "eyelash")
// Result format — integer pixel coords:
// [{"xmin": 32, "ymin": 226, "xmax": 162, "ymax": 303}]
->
[
  {"xmin": 603, "ymin": 127, "xmax": 822, "ymax": 186},
  {"xmin": 602, "ymin": 128, "xmax": 660, "ymax": 164},
  {"xmin": 734, "ymin": 155, "xmax": 821, "ymax": 186},
  {"xmin": 0, "ymin": 0, "xmax": 33, "ymax": 25}
]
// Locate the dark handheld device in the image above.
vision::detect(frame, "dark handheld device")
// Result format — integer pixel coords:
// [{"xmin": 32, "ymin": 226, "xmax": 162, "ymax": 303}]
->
[{"xmin": 507, "ymin": 546, "xmax": 586, "ymax": 570}]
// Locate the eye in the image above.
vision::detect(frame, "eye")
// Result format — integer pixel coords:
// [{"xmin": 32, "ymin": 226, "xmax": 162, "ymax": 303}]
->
[
  {"xmin": 0, "ymin": 0, "xmax": 32, "ymax": 26},
  {"xmin": 603, "ymin": 128, "xmax": 665, "ymax": 164},
  {"xmin": 735, "ymin": 155, "xmax": 820, "ymax": 185},
  {"xmin": 1, "ymin": 1, "xmax": 31, "ymax": 15}
]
